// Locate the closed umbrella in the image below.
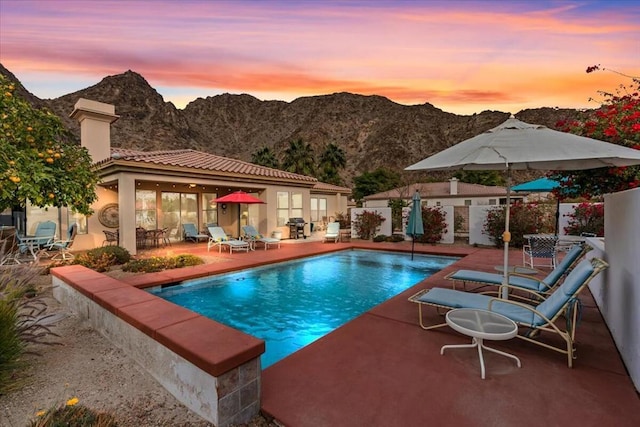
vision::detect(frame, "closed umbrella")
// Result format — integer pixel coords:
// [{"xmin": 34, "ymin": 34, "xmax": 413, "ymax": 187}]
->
[
  {"xmin": 406, "ymin": 190, "xmax": 424, "ymax": 260},
  {"xmin": 511, "ymin": 177, "xmax": 561, "ymax": 235},
  {"xmin": 406, "ymin": 117, "xmax": 640, "ymax": 297},
  {"xmin": 214, "ymin": 191, "xmax": 265, "ymax": 237}
]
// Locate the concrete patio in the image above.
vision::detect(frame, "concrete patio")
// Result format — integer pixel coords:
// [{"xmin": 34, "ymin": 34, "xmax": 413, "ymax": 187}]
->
[{"xmin": 109, "ymin": 237, "xmax": 640, "ymax": 426}]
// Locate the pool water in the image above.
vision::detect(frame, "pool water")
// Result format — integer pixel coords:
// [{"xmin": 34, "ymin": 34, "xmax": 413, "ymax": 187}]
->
[{"xmin": 149, "ymin": 250, "xmax": 457, "ymax": 368}]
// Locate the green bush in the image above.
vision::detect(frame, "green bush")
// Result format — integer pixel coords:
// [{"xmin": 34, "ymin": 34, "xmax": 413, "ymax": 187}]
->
[
  {"xmin": 73, "ymin": 246, "xmax": 131, "ymax": 272},
  {"xmin": 387, "ymin": 234, "xmax": 405, "ymax": 242},
  {"xmin": 122, "ymin": 254, "xmax": 203, "ymax": 273},
  {"xmin": 373, "ymin": 235, "xmax": 387, "ymax": 242}
]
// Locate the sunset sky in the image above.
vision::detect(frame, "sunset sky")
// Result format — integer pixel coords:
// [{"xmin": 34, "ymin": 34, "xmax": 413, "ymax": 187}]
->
[{"xmin": 1, "ymin": 0, "xmax": 638, "ymax": 115}]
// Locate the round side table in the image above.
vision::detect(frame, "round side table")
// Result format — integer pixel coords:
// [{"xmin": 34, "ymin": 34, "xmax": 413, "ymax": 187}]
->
[{"xmin": 441, "ymin": 308, "xmax": 521, "ymax": 379}]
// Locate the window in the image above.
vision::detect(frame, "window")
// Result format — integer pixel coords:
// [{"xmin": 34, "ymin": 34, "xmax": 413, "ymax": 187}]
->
[
  {"xmin": 291, "ymin": 192, "xmax": 303, "ymax": 219},
  {"xmin": 277, "ymin": 191, "xmax": 304, "ymax": 226},
  {"xmin": 488, "ymin": 199, "xmax": 497, "ymax": 205},
  {"xmin": 311, "ymin": 197, "xmax": 327, "ymax": 222},
  {"xmin": 464, "ymin": 200, "xmax": 472, "ymax": 206},
  {"xmin": 68, "ymin": 210, "xmax": 88, "ymax": 234},
  {"xmin": 277, "ymin": 192, "xmax": 289, "ymax": 226},
  {"xmin": 136, "ymin": 190, "xmax": 157, "ymax": 228},
  {"xmin": 202, "ymin": 193, "xmax": 218, "ymax": 225},
  {"xmin": 436, "ymin": 201, "xmax": 441, "ymax": 206}
]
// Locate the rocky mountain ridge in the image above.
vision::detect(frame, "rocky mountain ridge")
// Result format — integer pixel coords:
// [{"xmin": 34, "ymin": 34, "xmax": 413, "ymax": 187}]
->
[{"xmin": 1, "ymin": 64, "xmax": 583, "ymax": 186}]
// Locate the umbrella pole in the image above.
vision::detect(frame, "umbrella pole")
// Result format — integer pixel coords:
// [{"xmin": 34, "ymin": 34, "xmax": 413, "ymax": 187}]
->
[
  {"xmin": 411, "ymin": 236, "xmax": 415, "ymax": 260},
  {"xmin": 501, "ymin": 169, "xmax": 512, "ymax": 299}
]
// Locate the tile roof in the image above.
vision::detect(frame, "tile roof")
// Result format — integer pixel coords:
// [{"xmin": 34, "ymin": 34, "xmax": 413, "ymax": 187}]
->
[
  {"xmin": 312, "ymin": 182, "xmax": 352, "ymax": 194},
  {"xmin": 104, "ymin": 148, "xmax": 317, "ymax": 183},
  {"xmin": 364, "ymin": 182, "xmax": 508, "ymax": 200}
]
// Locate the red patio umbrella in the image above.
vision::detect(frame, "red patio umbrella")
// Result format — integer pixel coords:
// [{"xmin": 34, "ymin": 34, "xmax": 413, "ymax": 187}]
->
[
  {"xmin": 214, "ymin": 191, "xmax": 265, "ymax": 237},
  {"xmin": 214, "ymin": 191, "xmax": 265, "ymax": 204}
]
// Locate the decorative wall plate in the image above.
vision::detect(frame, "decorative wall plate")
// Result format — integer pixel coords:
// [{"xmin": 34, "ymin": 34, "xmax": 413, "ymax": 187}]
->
[{"xmin": 98, "ymin": 203, "xmax": 119, "ymax": 228}]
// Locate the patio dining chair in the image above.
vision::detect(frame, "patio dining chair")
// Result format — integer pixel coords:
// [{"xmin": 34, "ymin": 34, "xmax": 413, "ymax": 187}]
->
[
  {"xmin": 408, "ymin": 257, "xmax": 608, "ymax": 367},
  {"xmin": 44, "ymin": 223, "xmax": 78, "ymax": 261},
  {"xmin": 523, "ymin": 234, "xmax": 559, "ymax": 269},
  {"xmin": 102, "ymin": 229, "xmax": 119, "ymax": 246}
]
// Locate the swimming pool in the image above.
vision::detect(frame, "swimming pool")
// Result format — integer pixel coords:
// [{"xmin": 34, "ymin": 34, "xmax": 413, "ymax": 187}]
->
[{"xmin": 149, "ymin": 249, "xmax": 457, "ymax": 367}]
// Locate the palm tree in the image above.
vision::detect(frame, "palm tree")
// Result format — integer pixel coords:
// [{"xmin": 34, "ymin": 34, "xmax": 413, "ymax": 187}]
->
[
  {"xmin": 318, "ymin": 143, "xmax": 346, "ymax": 185},
  {"xmin": 251, "ymin": 146, "xmax": 280, "ymax": 169},
  {"xmin": 281, "ymin": 138, "xmax": 316, "ymax": 176}
]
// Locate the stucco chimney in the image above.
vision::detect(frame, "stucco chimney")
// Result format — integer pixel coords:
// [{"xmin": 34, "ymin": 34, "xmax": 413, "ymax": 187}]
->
[
  {"xmin": 449, "ymin": 177, "xmax": 459, "ymax": 195},
  {"xmin": 69, "ymin": 98, "xmax": 119, "ymax": 164}
]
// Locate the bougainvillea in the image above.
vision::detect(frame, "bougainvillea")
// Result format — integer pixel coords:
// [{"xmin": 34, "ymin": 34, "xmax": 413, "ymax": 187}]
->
[
  {"xmin": 416, "ymin": 206, "xmax": 448, "ymax": 244},
  {"xmin": 551, "ymin": 66, "xmax": 640, "ymax": 198},
  {"xmin": 564, "ymin": 202, "xmax": 604, "ymax": 236},
  {"xmin": 483, "ymin": 202, "xmax": 555, "ymax": 248}
]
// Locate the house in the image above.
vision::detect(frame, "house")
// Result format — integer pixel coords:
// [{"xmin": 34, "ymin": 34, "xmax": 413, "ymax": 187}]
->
[
  {"xmin": 19, "ymin": 98, "xmax": 351, "ymax": 254},
  {"xmin": 363, "ymin": 178, "xmax": 522, "ymax": 235},
  {"xmin": 362, "ymin": 178, "xmax": 517, "ymax": 208}
]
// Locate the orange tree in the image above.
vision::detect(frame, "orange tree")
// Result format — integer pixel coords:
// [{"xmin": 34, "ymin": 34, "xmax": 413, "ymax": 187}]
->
[
  {"xmin": 0, "ymin": 75, "xmax": 99, "ymax": 215},
  {"xmin": 551, "ymin": 66, "xmax": 640, "ymax": 198}
]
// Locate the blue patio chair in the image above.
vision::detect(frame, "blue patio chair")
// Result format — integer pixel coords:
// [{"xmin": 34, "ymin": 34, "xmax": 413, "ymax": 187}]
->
[
  {"xmin": 408, "ymin": 257, "xmax": 608, "ymax": 367},
  {"xmin": 207, "ymin": 226, "xmax": 250, "ymax": 253},
  {"xmin": 242, "ymin": 225, "xmax": 281, "ymax": 250},
  {"xmin": 31, "ymin": 220, "xmax": 57, "ymax": 246},
  {"xmin": 44, "ymin": 223, "xmax": 78, "ymax": 261},
  {"xmin": 182, "ymin": 223, "xmax": 208, "ymax": 243},
  {"xmin": 446, "ymin": 243, "xmax": 588, "ymax": 297}
]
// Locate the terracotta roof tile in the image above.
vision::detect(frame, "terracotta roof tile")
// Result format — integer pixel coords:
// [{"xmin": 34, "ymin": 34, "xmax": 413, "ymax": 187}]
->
[
  {"xmin": 364, "ymin": 182, "xmax": 508, "ymax": 199},
  {"xmin": 313, "ymin": 182, "xmax": 352, "ymax": 194},
  {"xmin": 107, "ymin": 148, "xmax": 317, "ymax": 183}
]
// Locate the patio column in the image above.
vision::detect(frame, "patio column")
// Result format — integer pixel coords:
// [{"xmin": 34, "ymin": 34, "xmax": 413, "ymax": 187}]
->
[{"xmin": 118, "ymin": 174, "xmax": 137, "ymax": 254}]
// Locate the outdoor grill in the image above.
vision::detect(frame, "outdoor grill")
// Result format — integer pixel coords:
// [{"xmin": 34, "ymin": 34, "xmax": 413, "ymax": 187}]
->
[{"xmin": 286, "ymin": 217, "xmax": 307, "ymax": 239}]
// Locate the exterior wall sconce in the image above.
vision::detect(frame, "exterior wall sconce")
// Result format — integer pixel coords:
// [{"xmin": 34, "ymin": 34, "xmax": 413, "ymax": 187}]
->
[{"xmin": 221, "ymin": 203, "xmax": 227, "ymax": 213}]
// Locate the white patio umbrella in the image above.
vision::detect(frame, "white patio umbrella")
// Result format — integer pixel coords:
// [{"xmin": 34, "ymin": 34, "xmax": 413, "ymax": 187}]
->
[{"xmin": 406, "ymin": 117, "xmax": 640, "ymax": 297}]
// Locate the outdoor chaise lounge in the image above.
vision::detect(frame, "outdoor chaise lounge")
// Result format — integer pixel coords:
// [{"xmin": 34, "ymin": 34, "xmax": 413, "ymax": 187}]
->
[
  {"xmin": 242, "ymin": 225, "xmax": 281, "ymax": 250},
  {"xmin": 447, "ymin": 243, "xmax": 588, "ymax": 297},
  {"xmin": 207, "ymin": 226, "xmax": 250, "ymax": 253},
  {"xmin": 408, "ymin": 257, "xmax": 608, "ymax": 367},
  {"xmin": 323, "ymin": 222, "xmax": 340, "ymax": 243},
  {"xmin": 182, "ymin": 223, "xmax": 208, "ymax": 243}
]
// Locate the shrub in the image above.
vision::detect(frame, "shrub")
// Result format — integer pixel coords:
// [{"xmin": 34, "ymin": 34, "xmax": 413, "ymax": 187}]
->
[
  {"xmin": 73, "ymin": 246, "xmax": 131, "ymax": 272},
  {"xmin": 483, "ymin": 202, "xmax": 554, "ymax": 248},
  {"xmin": 564, "ymin": 202, "xmax": 604, "ymax": 236},
  {"xmin": 0, "ymin": 261, "xmax": 58, "ymax": 394},
  {"xmin": 416, "ymin": 206, "xmax": 448, "ymax": 244},
  {"xmin": 373, "ymin": 235, "xmax": 387, "ymax": 242},
  {"xmin": 334, "ymin": 212, "xmax": 351, "ymax": 229},
  {"xmin": 29, "ymin": 398, "xmax": 117, "ymax": 427},
  {"xmin": 352, "ymin": 210, "xmax": 385, "ymax": 240},
  {"xmin": 387, "ymin": 234, "xmax": 405, "ymax": 242},
  {"xmin": 122, "ymin": 254, "xmax": 203, "ymax": 273}
]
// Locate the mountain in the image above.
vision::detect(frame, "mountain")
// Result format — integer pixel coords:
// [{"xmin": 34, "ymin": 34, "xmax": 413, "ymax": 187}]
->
[{"xmin": 1, "ymin": 65, "xmax": 583, "ymax": 186}]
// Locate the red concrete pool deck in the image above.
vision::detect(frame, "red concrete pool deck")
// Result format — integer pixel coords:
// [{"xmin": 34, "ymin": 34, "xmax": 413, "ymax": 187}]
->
[{"xmin": 77, "ymin": 240, "xmax": 640, "ymax": 426}]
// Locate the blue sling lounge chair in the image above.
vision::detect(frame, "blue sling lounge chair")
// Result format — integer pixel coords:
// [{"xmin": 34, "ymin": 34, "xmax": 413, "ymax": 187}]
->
[
  {"xmin": 408, "ymin": 257, "xmax": 608, "ymax": 367},
  {"xmin": 446, "ymin": 243, "xmax": 588, "ymax": 297},
  {"xmin": 242, "ymin": 225, "xmax": 281, "ymax": 250}
]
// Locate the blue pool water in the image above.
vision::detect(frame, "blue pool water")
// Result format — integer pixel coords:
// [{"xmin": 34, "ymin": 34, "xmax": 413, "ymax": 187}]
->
[{"xmin": 149, "ymin": 250, "xmax": 457, "ymax": 368}]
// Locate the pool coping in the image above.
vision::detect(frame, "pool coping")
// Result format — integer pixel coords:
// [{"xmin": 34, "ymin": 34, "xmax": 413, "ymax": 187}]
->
[{"xmin": 51, "ymin": 243, "xmax": 474, "ymax": 425}]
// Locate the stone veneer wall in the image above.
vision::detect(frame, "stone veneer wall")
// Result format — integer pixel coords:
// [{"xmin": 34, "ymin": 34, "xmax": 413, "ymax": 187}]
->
[{"xmin": 51, "ymin": 265, "xmax": 264, "ymax": 426}]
